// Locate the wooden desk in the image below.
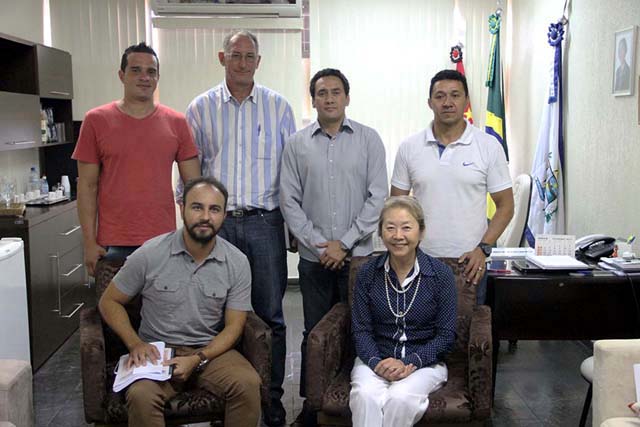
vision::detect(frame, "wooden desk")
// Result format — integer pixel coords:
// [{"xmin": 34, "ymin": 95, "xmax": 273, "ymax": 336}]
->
[{"xmin": 486, "ymin": 271, "xmax": 640, "ymax": 396}]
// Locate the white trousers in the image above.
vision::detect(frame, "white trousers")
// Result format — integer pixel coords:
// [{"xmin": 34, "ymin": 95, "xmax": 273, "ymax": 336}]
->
[{"xmin": 349, "ymin": 357, "xmax": 448, "ymax": 427}]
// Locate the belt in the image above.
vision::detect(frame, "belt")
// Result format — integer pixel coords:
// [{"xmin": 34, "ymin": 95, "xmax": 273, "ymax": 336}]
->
[{"xmin": 227, "ymin": 208, "xmax": 278, "ymax": 217}]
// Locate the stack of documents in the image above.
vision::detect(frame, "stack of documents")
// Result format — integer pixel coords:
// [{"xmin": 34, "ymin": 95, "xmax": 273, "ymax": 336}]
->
[
  {"xmin": 524, "ymin": 254, "xmax": 590, "ymax": 270},
  {"xmin": 490, "ymin": 247, "xmax": 534, "ymax": 260},
  {"xmin": 599, "ymin": 257, "xmax": 640, "ymax": 272},
  {"xmin": 113, "ymin": 341, "xmax": 174, "ymax": 392}
]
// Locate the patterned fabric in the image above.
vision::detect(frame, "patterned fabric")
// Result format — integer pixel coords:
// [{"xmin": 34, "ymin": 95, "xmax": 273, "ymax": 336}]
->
[
  {"xmin": 181, "ymin": 81, "xmax": 296, "ymax": 211},
  {"xmin": 305, "ymin": 256, "xmax": 493, "ymax": 424},
  {"xmin": 351, "ymin": 251, "xmax": 457, "ymax": 370},
  {"xmin": 79, "ymin": 258, "xmax": 272, "ymax": 425}
]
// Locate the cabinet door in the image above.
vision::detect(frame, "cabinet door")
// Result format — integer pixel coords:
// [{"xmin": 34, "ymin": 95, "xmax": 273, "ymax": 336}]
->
[
  {"xmin": 36, "ymin": 45, "xmax": 73, "ymax": 99},
  {"xmin": 0, "ymin": 91, "xmax": 40, "ymax": 151}
]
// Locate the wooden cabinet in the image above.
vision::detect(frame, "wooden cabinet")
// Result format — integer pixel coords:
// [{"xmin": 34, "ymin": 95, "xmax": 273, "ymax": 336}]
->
[
  {"xmin": 0, "ymin": 91, "xmax": 41, "ymax": 151},
  {"xmin": 36, "ymin": 45, "xmax": 73, "ymax": 99},
  {"xmin": 0, "ymin": 201, "xmax": 92, "ymax": 370},
  {"xmin": 0, "ymin": 32, "xmax": 77, "ymax": 193}
]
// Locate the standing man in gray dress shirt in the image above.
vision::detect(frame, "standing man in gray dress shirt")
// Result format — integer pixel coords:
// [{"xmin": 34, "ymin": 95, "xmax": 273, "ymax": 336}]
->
[{"xmin": 279, "ymin": 68, "xmax": 388, "ymax": 425}]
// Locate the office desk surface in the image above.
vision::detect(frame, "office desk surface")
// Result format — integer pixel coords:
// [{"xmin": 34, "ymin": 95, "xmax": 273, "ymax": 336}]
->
[{"xmin": 487, "ymin": 272, "xmax": 640, "ymax": 340}]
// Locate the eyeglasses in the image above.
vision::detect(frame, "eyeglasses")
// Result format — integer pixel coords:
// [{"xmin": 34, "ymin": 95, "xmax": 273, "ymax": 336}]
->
[{"xmin": 226, "ymin": 52, "xmax": 258, "ymax": 63}]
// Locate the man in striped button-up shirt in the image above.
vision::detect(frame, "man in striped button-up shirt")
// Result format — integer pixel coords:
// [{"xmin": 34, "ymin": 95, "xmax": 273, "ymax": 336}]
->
[{"xmin": 182, "ymin": 30, "xmax": 296, "ymax": 427}]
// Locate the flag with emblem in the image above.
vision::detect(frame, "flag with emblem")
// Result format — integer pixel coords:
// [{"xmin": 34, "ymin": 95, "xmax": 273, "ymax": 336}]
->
[
  {"xmin": 525, "ymin": 21, "xmax": 566, "ymax": 246},
  {"xmin": 450, "ymin": 44, "xmax": 474, "ymax": 124}
]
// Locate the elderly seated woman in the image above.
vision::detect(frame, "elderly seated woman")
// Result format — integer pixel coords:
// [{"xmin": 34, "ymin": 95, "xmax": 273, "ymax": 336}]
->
[{"xmin": 349, "ymin": 196, "xmax": 457, "ymax": 427}]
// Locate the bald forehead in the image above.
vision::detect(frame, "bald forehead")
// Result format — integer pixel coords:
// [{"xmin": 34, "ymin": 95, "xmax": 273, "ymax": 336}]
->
[{"xmin": 226, "ymin": 34, "xmax": 258, "ymax": 53}]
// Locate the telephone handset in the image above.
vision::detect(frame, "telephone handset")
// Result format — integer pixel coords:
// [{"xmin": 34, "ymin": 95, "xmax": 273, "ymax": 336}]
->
[{"xmin": 575, "ymin": 234, "xmax": 616, "ymax": 261}]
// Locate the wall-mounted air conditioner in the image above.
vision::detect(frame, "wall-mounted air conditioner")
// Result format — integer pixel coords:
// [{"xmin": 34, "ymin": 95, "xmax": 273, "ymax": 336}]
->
[{"xmin": 151, "ymin": 0, "xmax": 301, "ymax": 18}]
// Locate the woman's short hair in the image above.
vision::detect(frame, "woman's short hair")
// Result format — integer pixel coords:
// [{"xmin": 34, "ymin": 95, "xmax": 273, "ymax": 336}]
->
[{"xmin": 378, "ymin": 196, "xmax": 426, "ymax": 236}]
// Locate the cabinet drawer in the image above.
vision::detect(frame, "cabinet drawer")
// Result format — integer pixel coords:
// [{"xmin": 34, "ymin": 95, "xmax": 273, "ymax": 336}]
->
[{"xmin": 42, "ymin": 207, "xmax": 82, "ymax": 256}]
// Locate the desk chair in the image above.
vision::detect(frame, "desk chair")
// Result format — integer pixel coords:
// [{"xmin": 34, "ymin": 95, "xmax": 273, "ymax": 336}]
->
[{"xmin": 497, "ymin": 173, "xmax": 532, "ymax": 248}]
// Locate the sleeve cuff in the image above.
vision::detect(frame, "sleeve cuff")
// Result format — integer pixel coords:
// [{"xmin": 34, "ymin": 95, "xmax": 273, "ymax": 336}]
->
[
  {"xmin": 402, "ymin": 353, "xmax": 423, "ymax": 369},
  {"xmin": 367, "ymin": 356, "xmax": 382, "ymax": 370},
  {"xmin": 340, "ymin": 229, "xmax": 360, "ymax": 250}
]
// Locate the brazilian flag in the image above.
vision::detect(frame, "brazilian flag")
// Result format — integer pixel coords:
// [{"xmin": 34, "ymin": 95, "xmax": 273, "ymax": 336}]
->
[{"xmin": 485, "ymin": 13, "xmax": 508, "ymax": 161}]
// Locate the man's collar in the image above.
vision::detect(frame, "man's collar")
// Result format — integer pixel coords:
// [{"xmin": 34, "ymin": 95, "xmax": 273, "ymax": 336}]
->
[
  {"xmin": 311, "ymin": 117, "xmax": 354, "ymax": 136},
  {"xmin": 170, "ymin": 229, "xmax": 226, "ymax": 262},
  {"xmin": 425, "ymin": 119, "xmax": 472, "ymax": 146},
  {"xmin": 221, "ymin": 80, "xmax": 257, "ymax": 104}
]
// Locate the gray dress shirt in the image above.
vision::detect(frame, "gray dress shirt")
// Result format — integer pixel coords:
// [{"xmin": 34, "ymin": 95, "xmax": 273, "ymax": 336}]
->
[{"xmin": 279, "ymin": 118, "xmax": 388, "ymax": 262}]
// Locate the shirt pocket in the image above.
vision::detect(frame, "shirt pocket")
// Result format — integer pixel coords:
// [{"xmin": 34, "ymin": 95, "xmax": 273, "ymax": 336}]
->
[
  {"xmin": 150, "ymin": 277, "xmax": 183, "ymax": 312},
  {"xmin": 195, "ymin": 280, "xmax": 229, "ymax": 328}
]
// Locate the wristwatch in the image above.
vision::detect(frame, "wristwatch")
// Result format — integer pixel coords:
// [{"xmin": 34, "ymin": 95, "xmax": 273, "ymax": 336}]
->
[
  {"xmin": 195, "ymin": 351, "xmax": 209, "ymax": 372},
  {"xmin": 477, "ymin": 242, "xmax": 492, "ymax": 257}
]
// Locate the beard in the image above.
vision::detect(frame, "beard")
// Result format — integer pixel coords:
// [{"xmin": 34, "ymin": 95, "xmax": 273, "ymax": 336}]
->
[{"xmin": 185, "ymin": 221, "xmax": 217, "ymax": 244}]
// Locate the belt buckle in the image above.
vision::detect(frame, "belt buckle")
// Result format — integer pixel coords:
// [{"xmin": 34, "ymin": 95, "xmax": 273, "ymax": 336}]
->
[{"xmin": 230, "ymin": 209, "xmax": 244, "ymax": 217}]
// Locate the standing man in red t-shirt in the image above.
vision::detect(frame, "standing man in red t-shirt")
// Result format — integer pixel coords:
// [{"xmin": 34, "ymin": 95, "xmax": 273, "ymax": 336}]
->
[{"xmin": 72, "ymin": 42, "xmax": 200, "ymax": 276}]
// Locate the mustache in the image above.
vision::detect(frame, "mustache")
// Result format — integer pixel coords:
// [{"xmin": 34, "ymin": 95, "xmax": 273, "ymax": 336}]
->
[{"xmin": 190, "ymin": 221, "xmax": 214, "ymax": 229}]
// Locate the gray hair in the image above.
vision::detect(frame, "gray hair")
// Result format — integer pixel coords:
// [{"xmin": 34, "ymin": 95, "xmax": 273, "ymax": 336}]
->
[
  {"xmin": 223, "ymin": 30, "xmax": 259, "ymax": 54},
  {"xmin": 378, "ymin": 196, "xmax": 426, "ymax": 236}
]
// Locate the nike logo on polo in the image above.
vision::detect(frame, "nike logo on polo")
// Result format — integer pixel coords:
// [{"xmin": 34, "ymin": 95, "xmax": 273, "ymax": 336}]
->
[{"xmin": 462, "ymin": 161, "xmax": 474, "ymax": 166}]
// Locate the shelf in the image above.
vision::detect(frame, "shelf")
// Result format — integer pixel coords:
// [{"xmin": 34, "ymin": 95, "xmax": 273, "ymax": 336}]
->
[{"xmin": 0, "ymin": 140, "xmax": 74, "ymax": 153}]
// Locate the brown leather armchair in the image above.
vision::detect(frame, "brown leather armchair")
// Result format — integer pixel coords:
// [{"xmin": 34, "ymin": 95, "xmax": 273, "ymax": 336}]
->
[
  {"xmin": 305, "ymin": 256, "xmax": 493, "ymax": 426},
  {"xmin": 80, "ymin": 258, "xmax": 272, "ymax": 426}
]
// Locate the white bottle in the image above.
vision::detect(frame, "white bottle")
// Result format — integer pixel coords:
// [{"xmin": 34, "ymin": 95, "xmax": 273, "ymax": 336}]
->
[
  {"xmin": 40, "ymin": 176, "xmax": 49, "ymax": 195},
  {"xmin": 29, "ymin": 167, "xmax": 40, "ymax": 193},
  {"xmin": 60, "ymin": 175, "xmax": 71, "ymax": 196}
]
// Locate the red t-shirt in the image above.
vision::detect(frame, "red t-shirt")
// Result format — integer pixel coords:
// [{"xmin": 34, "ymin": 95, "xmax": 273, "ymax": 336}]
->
[{"xmin": 72, "ymin": 102, "xmax": 198, "ymax": 246}]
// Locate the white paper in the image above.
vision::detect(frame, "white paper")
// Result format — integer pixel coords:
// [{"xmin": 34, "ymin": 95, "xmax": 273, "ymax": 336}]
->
[{"xmin": 525, "ymin": 254, "xmax": 589, "ymax": 270}]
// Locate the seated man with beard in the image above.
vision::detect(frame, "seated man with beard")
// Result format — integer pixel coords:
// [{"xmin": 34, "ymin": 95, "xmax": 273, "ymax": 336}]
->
[{"xmin": 98, "ymin": 176, "xmax": 261, "ymax": 427}]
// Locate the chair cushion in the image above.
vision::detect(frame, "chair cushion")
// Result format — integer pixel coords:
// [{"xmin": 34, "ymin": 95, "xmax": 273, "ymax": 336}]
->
[
  {"xmin": 581, "ymin": 356, "xmax": 594, "ymax": 383},
  {"xmin": 601, "ymin": 418, "xmax": 640, "ymax": 427}
]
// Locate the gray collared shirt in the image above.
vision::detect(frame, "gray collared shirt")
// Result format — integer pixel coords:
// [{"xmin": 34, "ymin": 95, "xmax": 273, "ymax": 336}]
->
[
  {"xmin": 113, "ymin": 230, "xmax": 252, "ymax": 347},
  {"xmin": 280, "ymin": 118, "xmax": 388, "ymax": 262}
]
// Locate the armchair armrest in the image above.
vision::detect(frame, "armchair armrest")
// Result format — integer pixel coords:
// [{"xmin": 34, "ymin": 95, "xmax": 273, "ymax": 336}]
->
[
  {"xmin": 240, "ymin": 311, "xmax": 272, "ymax": 408},
  {"xmin": 593, "ymin": 339, "xmax": 640, "ymax": 426},
  {"xmin": 79, "ymin": 307, "xmax": 107, "ymax": 423},
  {"xmin": 305, "ymin": 302, "xmax": 350, "ymax": 410},
  {"xmin": 468, "ymin": 304, "xmax": 492, "ymax": 419}
]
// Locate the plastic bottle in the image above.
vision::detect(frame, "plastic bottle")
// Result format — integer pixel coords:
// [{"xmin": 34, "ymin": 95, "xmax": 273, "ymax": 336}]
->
[
  {"xmin": 29, "ymin": 167, "xmax": 40, "ymax": 192},
  {"xmin": 40, "ymin": 176, "xmax": 49, "ymax": 195}
]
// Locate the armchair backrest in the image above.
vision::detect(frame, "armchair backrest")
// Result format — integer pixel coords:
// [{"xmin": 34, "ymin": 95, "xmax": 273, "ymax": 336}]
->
[
  {"xmin": 347, "ymin": 255, "xmax": 477, "ymax": 357},
  {"xmin": 94, "ymin": 258, "xmax": 142, "ymax": 360}
]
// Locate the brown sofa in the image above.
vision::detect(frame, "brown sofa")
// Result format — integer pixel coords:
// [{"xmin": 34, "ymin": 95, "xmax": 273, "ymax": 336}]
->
[
  {"xmin": 80, "ymin": 258, "xmax": 272, "ymax": 426},
  {"xmin": 305, "ymin": 256, "xmax": 493, "ymax": 426}
]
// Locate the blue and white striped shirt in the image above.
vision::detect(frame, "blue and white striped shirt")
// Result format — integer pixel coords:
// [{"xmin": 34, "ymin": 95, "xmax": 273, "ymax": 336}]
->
[{"xmin": 183, "ymin": 81, "xmax": 296, "ymax": 210}]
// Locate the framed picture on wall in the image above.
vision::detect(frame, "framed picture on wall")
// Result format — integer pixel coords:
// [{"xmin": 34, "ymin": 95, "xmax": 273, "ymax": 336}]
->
[{"xmin": 612, "ymin": 26, "xmax": 637, "ymax": 96}]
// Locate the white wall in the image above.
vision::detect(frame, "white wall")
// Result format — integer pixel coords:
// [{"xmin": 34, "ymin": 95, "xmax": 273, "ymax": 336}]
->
[
  {"xmin": 0, "ymin": 0, "xmax": 43, "ymax": 193},
  {"xmin": 508, "ymin": 0, "xmax": 640, "ymax": 242}
]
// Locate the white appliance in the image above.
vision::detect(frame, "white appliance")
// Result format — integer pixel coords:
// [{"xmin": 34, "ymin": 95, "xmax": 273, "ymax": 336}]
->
[{"xmin": 0, "ymin": 238, "xmax": 31, "ymax": 362}]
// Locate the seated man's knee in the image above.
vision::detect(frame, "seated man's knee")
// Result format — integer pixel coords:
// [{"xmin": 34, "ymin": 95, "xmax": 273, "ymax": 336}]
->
[
  {"xmin": 126, "ymin": 380, "xmax": 164, "ymax": 411},
  {"xmin": 228, "ymin": 365, "xmax": 261, "ymax": 401}
]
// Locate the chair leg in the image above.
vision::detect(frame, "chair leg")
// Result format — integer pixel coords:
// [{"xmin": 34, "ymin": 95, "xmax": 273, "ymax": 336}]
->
[{"xmin": 579, "ymin": 383, "xmax": 592, "ymax": 427}]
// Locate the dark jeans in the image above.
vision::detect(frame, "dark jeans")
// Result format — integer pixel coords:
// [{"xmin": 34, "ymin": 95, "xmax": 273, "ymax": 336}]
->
[
  {"xmin": 103, "ymin": 246, "xmax": 138, "ymax": 262},
  {"xmin": 218, "ymin": 208, "xmax": 288, "ymax": 410},
  {"xmin": 298, "ymin": 258, "xmax": 350, "ymax": 397}
]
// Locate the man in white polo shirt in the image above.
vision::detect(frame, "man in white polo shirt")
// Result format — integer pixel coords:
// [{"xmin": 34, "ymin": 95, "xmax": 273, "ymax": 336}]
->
[{"xmin": 391, "ymin": 69, "xmax": 513, "ymax": 304}]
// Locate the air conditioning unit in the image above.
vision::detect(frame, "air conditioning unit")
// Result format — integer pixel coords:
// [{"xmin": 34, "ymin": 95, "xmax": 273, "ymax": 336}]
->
[{"xmin": 151, "ymin": 0, "xmax": 301, "ymax": 18}]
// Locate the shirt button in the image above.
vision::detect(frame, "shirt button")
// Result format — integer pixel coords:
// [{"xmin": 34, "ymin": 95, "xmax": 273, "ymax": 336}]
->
[{"xmin": 163, "ymin": 286, "xmax": 168, "ymax": 290}]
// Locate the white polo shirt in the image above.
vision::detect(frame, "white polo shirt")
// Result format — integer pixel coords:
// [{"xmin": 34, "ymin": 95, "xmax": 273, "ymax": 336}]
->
[{"xmin": 391, "ymin": 121, "xmax": 511, "ymax": 257}]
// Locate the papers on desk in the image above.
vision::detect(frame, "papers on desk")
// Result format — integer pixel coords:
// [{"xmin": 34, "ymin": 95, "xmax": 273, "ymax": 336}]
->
[
  {"xmin": 524, "ymin": 254, "xmax": 590, "ymax": 270},
  {"xmin": 490, "ymin": 247, "xmax": 534, "ymax": 260},
  {"xmin": 599, "ymin": 257, "xmax": 640, "ymax": 272}
]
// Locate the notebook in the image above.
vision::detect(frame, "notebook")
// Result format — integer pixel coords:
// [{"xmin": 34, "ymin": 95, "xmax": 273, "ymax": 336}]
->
[{"xmin": 524, "ymin": 254, "xmax": 591, "ymax": 270}]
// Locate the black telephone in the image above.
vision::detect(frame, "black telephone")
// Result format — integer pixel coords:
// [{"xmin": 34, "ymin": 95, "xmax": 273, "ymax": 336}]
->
[{"xmin": 575, "ymin": 234, "xmax": 616, "ymax": 261}]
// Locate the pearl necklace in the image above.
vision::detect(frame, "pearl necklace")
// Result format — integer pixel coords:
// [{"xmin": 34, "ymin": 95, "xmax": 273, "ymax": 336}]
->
[{"xmin": 384, "ymin": 270, "xmax": 421, "ymax": 318}]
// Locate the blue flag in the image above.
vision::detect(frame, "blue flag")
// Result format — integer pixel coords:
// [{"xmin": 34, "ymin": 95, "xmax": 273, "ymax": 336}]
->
[{"xmin": 525, "ymin": 22, "xmax": 566, "ymax": 247}]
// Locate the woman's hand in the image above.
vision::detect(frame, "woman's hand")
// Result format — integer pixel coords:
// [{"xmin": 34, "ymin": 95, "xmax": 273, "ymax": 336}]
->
[{"xmin": 374, "ymin": 358, "xmax": 416, "ymax": 381}]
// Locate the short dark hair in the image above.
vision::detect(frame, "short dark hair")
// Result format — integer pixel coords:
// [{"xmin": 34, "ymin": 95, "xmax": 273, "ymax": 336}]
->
[
  {"xmin": 429, "ymin": 69, "xmax": 469, "ymax": 98},
  {"xmin": 309, "ymin": 68, "xmax": 350, "ymax": 99},
  {"xmin": 183, "ymin": 176, "xmax": 229, "ymax": 210},
  {"xmin": 120, "ymin": 42, "xmax": 159, "ymax": 73}
]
